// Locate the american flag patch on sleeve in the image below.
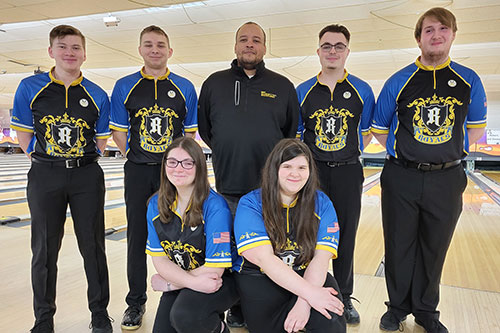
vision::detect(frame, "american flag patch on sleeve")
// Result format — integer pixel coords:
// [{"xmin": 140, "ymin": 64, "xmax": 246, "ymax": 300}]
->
[
  {"xmin": 327, "ymin": 222, "xmax": 339, "ymax": 233},
  {"xmin": 213, "ymin": 232, "xmax": 230, "ymax": 244}
]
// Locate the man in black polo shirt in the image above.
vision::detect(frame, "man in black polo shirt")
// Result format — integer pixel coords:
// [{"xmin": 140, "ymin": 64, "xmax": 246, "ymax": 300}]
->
[
  {"xmin": 110, "ymin": 25, "xmax": 197, "ymax": 331},
  {"xmin": 11, "ymin": 25, "xmax": 112, "ymax": 333},
  {"xmin": 198, "ymin": 21, "xmax": 299, "ymax": 327}
]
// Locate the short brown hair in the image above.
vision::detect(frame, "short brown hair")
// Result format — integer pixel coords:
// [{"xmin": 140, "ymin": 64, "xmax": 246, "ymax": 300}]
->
[
  {"xmin": 235, "ymin": 22, "xmax": 267, "ymax": 44},
  {"xmin": 140, "ymin": 25, "xmax": 170, "ymax": 45},
  {"xmin": 414, "ymin": 7, "xmax": 457, "ymax": 40},
  {"xmin": 319, "ymin": 24, "xmax": 351, "ymax": 43},
  {"xmin": 49, "ymin": 25, "xmax": 85, "ymax": 49}
]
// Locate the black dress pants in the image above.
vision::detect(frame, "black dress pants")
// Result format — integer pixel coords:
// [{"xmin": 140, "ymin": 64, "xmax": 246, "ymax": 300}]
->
[
  {"xmin": 380, "ymin": 159, "xmax": 467, "ymax": 320},
  {"xmin": 152, "ymin": 272, "xmax": 239, "ymax": 333},
  {"xmin": 235, "ymin": 271, "xmax": 346, "ymax": 333},
  {"xmin": 27, "ymin": 161, "xmax": 109, "ymax": 324},
  {"xmin": 315, "ymin": 161, "xmax": 364, "ymax": 298},
  {"xmin": 124, "ymin": 160, "xmax": 162, "ymax": 307}
]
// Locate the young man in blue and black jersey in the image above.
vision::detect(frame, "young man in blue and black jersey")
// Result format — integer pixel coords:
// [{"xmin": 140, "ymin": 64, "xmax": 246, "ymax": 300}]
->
[
  {"xmin": 372, "ymin": 8, "xmax": 487, "ymax": 333},
  {"xmin": 11, "ymin": 25, "xmax": 112, "ymax": 333},
  {"xmin": 110, "ymin": 25, "xmax": 197, "ymax": 331},
  {"xmin": 296, "ymin": 24, "xmax": 375, "ymax": 326}
]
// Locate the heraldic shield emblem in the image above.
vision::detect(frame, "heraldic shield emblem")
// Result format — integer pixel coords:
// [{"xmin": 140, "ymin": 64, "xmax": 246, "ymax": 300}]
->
[
  {"xmin": 172, "ymin": 250, "xmax": 192, "ymax": 270},
  {"xmin": 136, "ymin": 104, "xmax": 179, "ymax": 153},
  {"xmin": 51, "ymin": 123, "xmax": 78, "ymax": 152},
  {"xmin": 421, "ymin": 104, "xmax": 449, "ymax": 134},
  {"xmin": 310, "ymin": 106, "xmax": 354, "ymax": 151},
  {"xmin": 40, "ymin": 112, "xmax": 89, "ymax": 157},
  {"xmin": 410, "ymin": 94, "xmax": 460, "ymax": 145},
  {"xmin": 321, "ymin": 114, "xmax": 342, "ymax": 141},
  {"xmin": 145, "ymin": 114, "xmax": 168, "ymax": 142}
]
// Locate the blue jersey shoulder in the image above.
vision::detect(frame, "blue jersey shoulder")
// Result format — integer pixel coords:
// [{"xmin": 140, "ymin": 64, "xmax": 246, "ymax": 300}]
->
[
  {"xmin": 169, "ymin": 72, "xmax": 195, "ymax": 96},
  {"xmin": 296, "ymin": 76, "xmax": 318, "ymax": 104},
  {"xmin": 384, "ymin": 62, "xmax": 418, "ymax": 96},
  {"xmin": 148, "ymin": 193, "xmax": 160, "ymax": 216},
  {"xmin": 449, "ymin": 61, "xmax": 481, "ymax": 85},
  {"xmin": 81, "ymin": 77, "xmax": 108, "ymax": 103},
  {"xmin": 203, "ymin": 188, "xmax": 229, "ymax": 213},
  {"xmin": 19, "ymin": 73, "xmax": 52, "ymax": 101},
  {"xmin": 114, "ymin": 71, "xmax": 143, "ymax": 95}
]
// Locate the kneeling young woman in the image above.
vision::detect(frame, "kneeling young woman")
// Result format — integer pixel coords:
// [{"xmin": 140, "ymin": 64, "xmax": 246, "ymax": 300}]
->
[
  {"xmin": 233, "ymin": 138, "xmax": 346, "ymax": 333},
  {"xmin": 145, "ymin": 137, "xmax": 238, "ymax": 333}
]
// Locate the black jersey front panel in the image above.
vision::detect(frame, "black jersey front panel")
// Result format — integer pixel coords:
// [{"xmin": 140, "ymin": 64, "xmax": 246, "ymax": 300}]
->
[
  {"xmin": 11, "ymin": 72, "xmax": 109, "ymax": 160},
  {"xmin": 153, "ymin": 213, "xmax": 207, "ymax": 270},
  {"xmin": 301, "ymin": 81, "xmax": 362, "ymax": 161},
  {"xmin": 125, "ymin": 78, "xmax": 187, "ymax": 160},
  {"xmin": 395, "ymin": 66, "xmax": 469, "ymax": 162}
]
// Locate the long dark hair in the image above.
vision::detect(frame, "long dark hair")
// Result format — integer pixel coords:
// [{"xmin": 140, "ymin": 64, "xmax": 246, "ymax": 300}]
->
[
  {"xmin": 157, "ymin": 137, "xmax": 210, "ymax": 227},
  {"xmin": 261, "ymin": 139, "xmax": 319, "ymax": 265}
]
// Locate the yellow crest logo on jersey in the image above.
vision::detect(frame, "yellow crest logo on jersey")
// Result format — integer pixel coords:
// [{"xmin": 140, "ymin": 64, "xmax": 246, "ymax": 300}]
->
[
  {"xmin": 40, "ymin": 112, "xmax": 89, "ymax": 157},
  {"xmin": 136, "ymin": 104, "xmax": 179, "ymax": 153},
  {"xmin": 310, "ymin": 105, "xmax": 354, "ymax": 151},
  {"xmin": 410, "ymin": 94, "xmax": 462, "ymax": 145},
  {"xmin": 161, "ymin": 239, "xmax": 202, "ymax": 270}
]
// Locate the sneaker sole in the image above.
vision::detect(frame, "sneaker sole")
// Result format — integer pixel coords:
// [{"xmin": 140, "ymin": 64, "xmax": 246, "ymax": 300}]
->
[{"xmin": 121, "ymin": 324, "xmax": 142, "ymax": 331}]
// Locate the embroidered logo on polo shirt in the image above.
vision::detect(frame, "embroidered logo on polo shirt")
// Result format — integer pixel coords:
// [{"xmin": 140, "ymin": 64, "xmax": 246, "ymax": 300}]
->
[
  {"xmin": 168, "ymin": 90, "xmax": 176, "ymax": 98},
  {"xmin": 261, "ymin": 91, "xmax": 276, "ymax": 98},
  {"xmin": 79, "ymin": 98, "xmax": 89, "ymax": 107},
  {"xmin": 343, "ymin": 91, "xmax": 351, "ymax": 99},
  {"xmin": 448, "ymin": 80, "xmax": 457, "ymax": 88}
]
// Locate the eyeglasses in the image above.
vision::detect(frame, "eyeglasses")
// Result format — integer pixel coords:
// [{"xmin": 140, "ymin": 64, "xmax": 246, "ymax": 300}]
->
[
  {"xmin": 319, "ymin": 43, "xmax": 348, "ymax": 53},
  {"xmin": 165, "ymin": 158, "xmax": 195, "ymax": 170}
]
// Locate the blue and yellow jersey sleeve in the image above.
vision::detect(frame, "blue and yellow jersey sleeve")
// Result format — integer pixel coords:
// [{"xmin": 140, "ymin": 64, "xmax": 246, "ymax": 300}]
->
[
  {"xmin": 169, "ymin": 72, "xmax": 198, "ymax": 133},
  {"xmin": 145, "ymin": 194, "xmax": 165, "ymax": 257},
  {"xmin": 11, "ymin": 74, "xmax": 50, "ymax": 134},
  {"xmin": 372, "ymin": 63, "xmax": 417, "ymax": 156},
  {"xmin": 296, "ymin": 77, "xmax": 318, "ymax": 139},
  {"xmin": 203, "ymin": 189, "xmax": 233, "ymax": 268},
  {"xmin": 347, "ymin": 74, "xmax": 375, "ymax": 148},
  {"xmin": 315, "ymin": 191, "xmax": 339, "ymax": 258},
  {"xmin": 449, "ymin": 62, "xmax": 487, "ymax": 130},
  {"xmin": 110, "ymin": 72, "xmax": 142, "ymax": 133},
  {"xmin": 234, "ymin": 189, "xmax": 272, "ymax": 255},
  {"xmin": 81, "ymin": 78, "xmax": 111, "ymax": 140}
]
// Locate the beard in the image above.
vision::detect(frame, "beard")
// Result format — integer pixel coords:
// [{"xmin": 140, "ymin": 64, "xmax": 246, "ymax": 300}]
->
[{"xmin": 237, "ymin": 54, "xmax": 262, "ymax": 70}]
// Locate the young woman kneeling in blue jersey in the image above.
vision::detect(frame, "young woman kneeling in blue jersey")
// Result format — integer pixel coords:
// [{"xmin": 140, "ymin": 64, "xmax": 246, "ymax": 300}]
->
[
  {"xmin": 145, "ymin": 137, "xmax": 238, "ymax": 333},
  {"xmin": 233, "ymin": 138, "xmax": 346, "ymax": 333}
]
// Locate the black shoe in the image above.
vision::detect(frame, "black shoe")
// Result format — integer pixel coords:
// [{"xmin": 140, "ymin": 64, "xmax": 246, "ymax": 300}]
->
[
  {"xmin": 30, "ymin": 321, "xmax": 54, "ymax": 333},
  {"xmin": 415, "ymin": 318, "xmax": 449, "ymax": 333},
  {"xmin": 227, "ymin": 308, "xmax": 245, "ymax": 328},
  {"xmin": 380, "ymin": 311, "xmax": 407, "ymax": 331},
  {"xmin": 90, "ymin": 311, "xmax": 113, "ymax": 333},
  {"xmin": 121, "ymin": 305, "xmax": 145, "ymax": 331},
  {"xmin": 343, "ymin": 296, "xmax": 360, "ymax": 324}
]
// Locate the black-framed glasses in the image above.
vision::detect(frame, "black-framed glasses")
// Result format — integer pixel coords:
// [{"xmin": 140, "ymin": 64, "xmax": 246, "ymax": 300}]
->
[
  {"xmin": 165, "ymin": 158, "xmax": 195, "ymax": 170},
  {"xmin": 319, "ymin": 43, "xmax": 348, "ymax": 53}
]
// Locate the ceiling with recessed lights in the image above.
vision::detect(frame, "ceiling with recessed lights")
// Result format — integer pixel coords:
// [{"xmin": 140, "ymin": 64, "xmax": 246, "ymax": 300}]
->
[{"xmin": 0, "ymin": 0, "xmax": 499, "ymax": 127}]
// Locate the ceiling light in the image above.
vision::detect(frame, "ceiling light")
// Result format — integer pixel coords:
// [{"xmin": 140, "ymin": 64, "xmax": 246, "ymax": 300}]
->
[{"xmin": 103, "ymin": 15, "xmax": 120, "ymax": 27}]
